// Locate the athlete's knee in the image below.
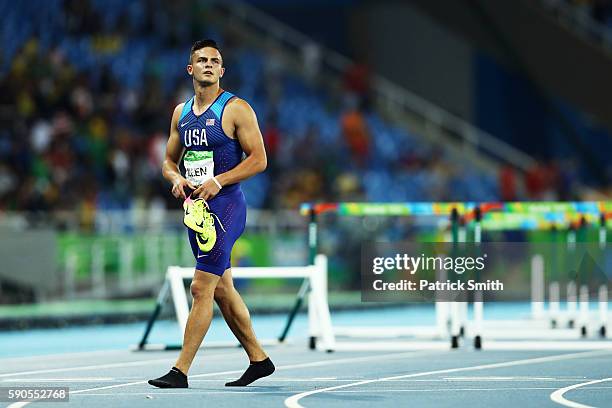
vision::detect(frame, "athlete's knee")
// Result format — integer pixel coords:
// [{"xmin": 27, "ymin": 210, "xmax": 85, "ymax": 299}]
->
[
  {"xmin": 190, "ymin": 279, "xmax": 215, "ymax": 301},
  {"xmin": 214, "ymin": 283, "xmax": 232, "ymax": 303}
]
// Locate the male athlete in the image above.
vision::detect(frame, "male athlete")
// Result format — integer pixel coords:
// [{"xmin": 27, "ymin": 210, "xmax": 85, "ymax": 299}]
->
[{"xmin": 148, "ymin": 39, "xmax": 274, "ymax": 388}]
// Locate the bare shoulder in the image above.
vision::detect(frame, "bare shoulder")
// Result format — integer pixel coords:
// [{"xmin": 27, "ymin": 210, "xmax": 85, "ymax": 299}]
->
[
  {"xmin": 221, "ymin": 97, "xmax": 260, "ymax": 138},
  {"xmin": 169, "ymin": 103, "xmax": 187, "ymax": 128},
  {"xmin": 224, "ymin": 97, "xmax": 256, "ymax": 119},
  {"xmin": 174, "ymin": 102, "xmax": 186, "ymax": 116}
]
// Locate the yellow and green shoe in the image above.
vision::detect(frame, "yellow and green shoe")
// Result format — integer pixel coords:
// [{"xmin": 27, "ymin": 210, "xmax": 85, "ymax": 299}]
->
[
  {"xmin": 183, "ymin": 196, "xmax": 206, "ymax": 233},
  {"xmin": 184, "ymin": 197, "xmax": 217, "ymax": 252}
]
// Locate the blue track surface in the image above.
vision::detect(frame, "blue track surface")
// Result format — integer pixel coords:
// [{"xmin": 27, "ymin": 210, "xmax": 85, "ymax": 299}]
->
[
  {"xmin": 1, "ymin": 304, "xmax": 538, "ymax": 358},
  {"xmin": 2, "ymin": 304, "xmax": 612, "ymax": 407}
]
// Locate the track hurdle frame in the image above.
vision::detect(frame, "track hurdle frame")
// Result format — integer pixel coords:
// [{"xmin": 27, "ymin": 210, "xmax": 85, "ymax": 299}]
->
[
  {"xmin": 135, "ymin": 254, "xmax": 335, "ymax": 352},
  {"xmin": 286, "ymin": 201, "xmax": 612, "ymax": 351},
  {"xmin": 467, "ymin": 203, "xmax": 611, "ymax": 349},
  {"xmin": 290, "ymin": 202, "xmax": 487, "ymax": 351}
]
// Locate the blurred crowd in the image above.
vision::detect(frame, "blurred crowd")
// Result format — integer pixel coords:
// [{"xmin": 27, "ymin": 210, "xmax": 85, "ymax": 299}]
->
[
  {"xmin": 0, "ymin": 0, "xmax": 595, "ymax": 230},
  {"xmin": 565, "ymin": 0, "xmax": 612, "ymax": 26},
  {"xmin": 544, "ymin": 0, "xmax": 612, "ymax": 29},
  {"xmin": 0, "ymin": 39, "xmax": 177, "ymax": 224}
]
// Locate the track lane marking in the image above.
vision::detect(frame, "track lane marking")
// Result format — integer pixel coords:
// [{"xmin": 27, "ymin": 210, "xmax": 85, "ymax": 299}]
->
[
  {"xmin": 7, "ymin": 350, "xmax": 437, "ymax": 408},
  {"xmin": 550, "ymin": 378, "xmax": 612, "ymax": 408},
  {"xmin": 285, "ymin": 350, "xmax": 612, "ymax": 408}
]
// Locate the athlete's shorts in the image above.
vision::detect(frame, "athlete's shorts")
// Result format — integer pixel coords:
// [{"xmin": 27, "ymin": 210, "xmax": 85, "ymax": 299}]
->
[{"xmin": 185, "ymin": 186, "xmax": 246, "ymax": 276}]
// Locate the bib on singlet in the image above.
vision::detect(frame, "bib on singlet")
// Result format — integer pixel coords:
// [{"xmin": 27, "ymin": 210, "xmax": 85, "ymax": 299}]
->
[{"xmin": 184, "ymin": 150, "xmax": 214, "ymax": 186}]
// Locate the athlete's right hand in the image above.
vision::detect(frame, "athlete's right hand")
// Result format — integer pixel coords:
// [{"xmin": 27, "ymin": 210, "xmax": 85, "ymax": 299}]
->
[{"xmin": 171, "ymin": 178, "xmax": 196, "ymax": 200}]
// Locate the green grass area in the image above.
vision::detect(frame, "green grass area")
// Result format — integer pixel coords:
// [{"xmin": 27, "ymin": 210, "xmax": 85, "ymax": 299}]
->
[
  {"xmin": 0, "ymin": 299, "xmax": 156, "ymax": 318},
  {"xmin": 57, "ymin": 231, "xmax": 283, "ymax": 278},
  {"xmin": 0, "ymin": 292, "xmax": 370, "ymax": 320}
]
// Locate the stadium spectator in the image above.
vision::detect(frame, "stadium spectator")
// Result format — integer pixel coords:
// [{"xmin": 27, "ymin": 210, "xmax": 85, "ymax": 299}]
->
[
  {"xmin": 340, "ymin": 98, "xmax": 370, "ymax": 166},
  {"xmin": 499, "ymin": 165, "xmax": 518, "ymax": 201},
  {"xmin": 1, "ymin": 0, "xmax": 599, "ymax": 225}
]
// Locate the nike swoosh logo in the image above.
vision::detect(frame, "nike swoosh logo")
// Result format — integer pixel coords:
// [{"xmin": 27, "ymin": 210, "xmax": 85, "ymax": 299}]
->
[
  {"xmin": 197, "ymin": 254, "xmax": 208, "ymax": 258},
  {"xmin": 180, "ymin": 120, "xmax": 191, "ymax": 128}
]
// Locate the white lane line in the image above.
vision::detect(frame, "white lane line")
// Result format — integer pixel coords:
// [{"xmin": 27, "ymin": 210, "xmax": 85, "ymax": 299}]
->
[
  {"xmin": 284, "ymin": 349, "xmax": 612, "ymax": 408},
  {"xmin": 137, "ymin": 377, "xmax": 596, "ymax": 383},
  {"xmin": 195, "ymin": 378, "xmax": 354, "ymax": 382},
  {"xmin": 196, "ymin": 377, "xmax": 593, "ymax": 383},
  {"xmin": 481, "ymin": 342, "xmax": 612, "ymax": 351},
  {"xmin": 4, "ymin": 402, "xmax": 28, "ymax": 408},
  {"xmin": 54, "ymin": 388, "xmax": 569, "ymax": 397},
  {"xmin": 0, "ymin": 358, "xmax": 174, "ymax": 378},
  {"xmin": 68, "ymin": 350, "xmax": 437, "ymax": 395},
  {"xmin": 75, "ymin": 386, "xmax": 612, "ymax": 397},
  {"xmin": 550, "ymin": 378, "xmax": 612, "ymax": 408},
  {"xmin": 0, "ymin": 349, "xmax": 128, "ymax": 363},
  {"xmin": 442, "ymin": 377, "xmax": 589, "ymax": 382},
  {"xmin": 0, "ymin": 348, "xmax": 246, "ymax": 378},
  {"xmin": 2, "ymin": 378, "xmax": 115, "ymax": 382},
  {"xmin": 6, "ymin": 349, "xmax": 436, "ymax": 408}
]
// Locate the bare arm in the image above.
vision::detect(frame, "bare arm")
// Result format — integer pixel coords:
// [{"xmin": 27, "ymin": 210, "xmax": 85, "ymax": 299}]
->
[
  {"xmin": 217, "ymin": 99, "xmax": 267, "ymax": 186},
  {"xmin": 193, "ymin": 99, "xmax": 267, "ymax": 199},
  {"xmin": 162, "ymin": 104, "xmax": 195, "ymax": 200}
]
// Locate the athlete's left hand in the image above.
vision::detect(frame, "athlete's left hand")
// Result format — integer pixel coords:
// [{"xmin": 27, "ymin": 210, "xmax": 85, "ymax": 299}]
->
[{"xmin": 192, "ymin": 178, "xmax": 221, "ymax": 200}]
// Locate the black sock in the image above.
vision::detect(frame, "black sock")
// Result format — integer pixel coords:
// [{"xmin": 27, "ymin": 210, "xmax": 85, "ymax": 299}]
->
[
  {"xmin": 225, "ymin": 357, "xmax": 275, "ymax": 386},
  {"xmin": 148, "ymin": 366, "xmax": 188, "ymax": 388}
]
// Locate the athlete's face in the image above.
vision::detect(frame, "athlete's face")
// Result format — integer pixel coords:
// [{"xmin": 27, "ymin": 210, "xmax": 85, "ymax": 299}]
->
[{"xmin": 187, "ymin": 47, "xmax": 224, "ymax": 85}]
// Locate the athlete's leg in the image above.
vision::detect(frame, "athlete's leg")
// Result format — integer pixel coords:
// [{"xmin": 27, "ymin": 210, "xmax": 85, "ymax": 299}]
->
[
  {"xmin": 216, "ymin": 268, "xmax": 275, "ymax": 386},
  {"xmin": 174, "ymin": 269, "xmax": 220, "ymax": 374},
  {"xmin": 214, "ymin": 268, "xmax": 267, "ymax": 362}
]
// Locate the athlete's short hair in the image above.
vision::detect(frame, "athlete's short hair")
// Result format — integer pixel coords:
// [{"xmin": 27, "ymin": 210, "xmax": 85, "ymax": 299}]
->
[{"xmin": 189, "ymin": 39, "xmax": 222, "ymax": 65}]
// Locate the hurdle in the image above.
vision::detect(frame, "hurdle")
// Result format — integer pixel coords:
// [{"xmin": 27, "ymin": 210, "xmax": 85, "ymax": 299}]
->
[
  {"xmin": 470, "ymin": 212, "xmax": 570, "ymax": 333},
  {"xmin": 291, "ymin": 202, "xmax": 475, "ymax": 351},
  {"xmin": 542, "ymin": 215, "xmax": 607, "ymax": 336},
  {"xmin": 290, "ymin": 201, "xmax": 611, "ymax": 351},
  {"xmin": 468, "ymin": 203, "xmax": 612, "ymax": 349},
  {"xmin": 134, "ymin": 254, "xmax": 336, "ymax": 352}
]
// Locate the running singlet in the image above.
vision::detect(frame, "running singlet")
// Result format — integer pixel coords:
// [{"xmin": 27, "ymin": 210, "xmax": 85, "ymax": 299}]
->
[
  {"xmin": 178, "ymin": 91, "xmax": 243, "ymax": 195},
  {"xmin": 178, "ymin": 91, "xmax": 247, "ymax": 276}
]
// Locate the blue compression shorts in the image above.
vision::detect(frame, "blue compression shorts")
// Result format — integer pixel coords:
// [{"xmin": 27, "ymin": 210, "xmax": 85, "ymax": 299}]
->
[{"xmin": 186, "ymin": 186, "xmax": 246, "ymax": 276}]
